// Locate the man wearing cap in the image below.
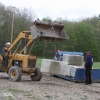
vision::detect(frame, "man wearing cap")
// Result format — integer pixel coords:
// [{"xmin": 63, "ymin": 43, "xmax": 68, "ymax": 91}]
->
[
  {"xmin": 2, "ymin": 42, "xmax": 11, "ymax": 67},
  {"xmin": 84, "ymin": 51, "xmax": 93, "ymax": 85}
]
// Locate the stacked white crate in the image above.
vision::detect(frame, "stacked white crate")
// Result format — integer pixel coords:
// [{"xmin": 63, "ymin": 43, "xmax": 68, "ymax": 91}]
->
[
  {"xmin": 41, "ymin": 54, "xmax": 84, "ymax": 77},
  {"xmin": 62, "ymin": 54, "xmax": 84, "ymax": 77}
]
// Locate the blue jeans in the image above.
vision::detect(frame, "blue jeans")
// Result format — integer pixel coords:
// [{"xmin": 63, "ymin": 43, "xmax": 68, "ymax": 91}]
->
[{"xmin": 4, "ymin": 57, "xmax": 8, "ymax": 67}]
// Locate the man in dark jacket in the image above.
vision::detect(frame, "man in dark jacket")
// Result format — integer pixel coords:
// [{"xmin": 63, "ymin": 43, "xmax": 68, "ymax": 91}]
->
[
  {"xmin": 84, "ymin": 51, "xmax": 93, "ymax": 85},
  {"xmin": 55, "ymin": 49, "xmax": 63, "ymax": 61},
  {"xmin": 2, "ymin": 42, "xmax": 10, "ymax": 67}
]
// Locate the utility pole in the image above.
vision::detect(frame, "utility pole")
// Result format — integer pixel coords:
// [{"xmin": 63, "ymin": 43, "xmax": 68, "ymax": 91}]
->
[{"xmin": 11, "ymin": 13, "xmax": 14, "ymax": 44}]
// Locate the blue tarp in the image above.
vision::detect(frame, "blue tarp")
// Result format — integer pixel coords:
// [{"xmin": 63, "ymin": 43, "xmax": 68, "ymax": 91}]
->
[
  {"xmin": 55, "ymin": 68, "xmax": 100, "ymax": 83},
  {"xmin": 58, "ymin": 51, "xmax": 83, "ymax": 56}
]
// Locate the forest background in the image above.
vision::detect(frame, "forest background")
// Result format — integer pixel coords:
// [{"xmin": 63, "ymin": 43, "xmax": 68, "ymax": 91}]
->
[{"xmin": 0, "ymin": 3, "xmax": 100, "ymax": 61}]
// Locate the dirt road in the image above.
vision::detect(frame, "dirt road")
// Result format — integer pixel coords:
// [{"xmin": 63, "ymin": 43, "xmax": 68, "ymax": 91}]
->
[{"xmin": 0, "ymin": 72, "xmax": 100, "ymax": 100}]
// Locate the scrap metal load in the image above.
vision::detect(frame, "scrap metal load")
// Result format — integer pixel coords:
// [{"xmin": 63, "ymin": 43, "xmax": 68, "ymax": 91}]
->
[{"xmin": 30, "ymin": 20, "xmax": 69, "ymax": 41}]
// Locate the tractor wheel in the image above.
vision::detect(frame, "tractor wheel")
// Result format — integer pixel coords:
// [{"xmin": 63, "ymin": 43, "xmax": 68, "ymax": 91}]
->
[
  {"xmin": 30, "ymin": 67, "xmax": 42, "ymax": 81},
  {"xmin": 8, "ymin": 66, "xmax": 22, "ymax": 82}
]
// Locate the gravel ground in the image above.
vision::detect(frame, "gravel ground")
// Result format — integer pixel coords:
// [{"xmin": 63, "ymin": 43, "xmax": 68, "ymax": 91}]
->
[{"xmin": 0, "ymin": 72, "xmax": 100, "ymax": 100}]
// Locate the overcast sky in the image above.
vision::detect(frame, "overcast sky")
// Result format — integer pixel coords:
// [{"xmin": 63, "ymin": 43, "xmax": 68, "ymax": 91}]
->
[{"xmin": 0, "ymin": 0, "xmax": 100, "ymax": 21}]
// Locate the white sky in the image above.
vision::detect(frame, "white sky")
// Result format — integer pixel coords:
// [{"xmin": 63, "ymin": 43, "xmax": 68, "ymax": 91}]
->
[{"xmin": 0, "ymin": 0, "xmax": 100, "ymax": 21}]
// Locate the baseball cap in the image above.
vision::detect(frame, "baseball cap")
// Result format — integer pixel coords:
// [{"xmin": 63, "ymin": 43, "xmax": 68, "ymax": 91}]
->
[
  {"xmin": 5, "ymin": 42, "xmax": 11, "ymax": 45},
  {"xmin": 86, "ymin": 51, "xmax": 91, "ymax": 54}
]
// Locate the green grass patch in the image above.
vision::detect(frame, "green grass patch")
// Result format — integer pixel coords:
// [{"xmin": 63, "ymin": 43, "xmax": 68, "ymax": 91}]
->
[
  {"xmin": 44, "ymin": 95, "xmax": 52, "ymax": 98},
  {"xmin": 8, "ymin": 88, "xmax": 24, "ymax": 93},
  {"xmin": 7, "ymin": 96, "xmax": 13, "ymax": 100},
  {"xmin": 93, "ymin": 62, "xmax": 100, "ymax": 69},
  {"xmin": 24, "ymin": 93, "xmax": 32, "ymax": 98},
  {"xmin": 36, "ymin": 58, "xmax": 42, "ymax": 68}
]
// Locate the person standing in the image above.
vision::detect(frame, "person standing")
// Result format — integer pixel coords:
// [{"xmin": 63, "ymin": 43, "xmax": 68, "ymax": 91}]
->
[
  {"xmin": 55, "ymin": 49, "xmax": 61, "ymax": 61},
  {"xmin": 84, "ymin": 51, "xmax": 93, "ymax": 85}
]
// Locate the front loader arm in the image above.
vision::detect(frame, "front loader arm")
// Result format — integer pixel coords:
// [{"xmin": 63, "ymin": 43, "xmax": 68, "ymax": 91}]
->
[
  {"xmin": 20, "ymin": 37, "xmax": 34, "ymax": 54},
  {"xmin": 7, "ymin": 31, "xmax": 33, "ymax": 52}
]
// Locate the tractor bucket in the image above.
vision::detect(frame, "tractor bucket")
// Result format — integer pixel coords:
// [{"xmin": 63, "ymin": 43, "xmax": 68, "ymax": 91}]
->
[{"xmin": 30, "ymin": 20, "xmax": 69, "ymax": 41}]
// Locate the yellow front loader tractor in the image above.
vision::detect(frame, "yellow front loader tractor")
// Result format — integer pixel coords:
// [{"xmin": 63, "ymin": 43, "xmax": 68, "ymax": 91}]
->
[{"xmin": 0, "ymin": 20, "xmax": 69, "ymax": 82}]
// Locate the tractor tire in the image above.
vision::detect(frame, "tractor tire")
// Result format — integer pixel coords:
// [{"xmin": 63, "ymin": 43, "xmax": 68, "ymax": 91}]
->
[
  {"xmin": 8, "ymin": 66, "xmax": 22, "ymax": 82},
  {"xmin": 30, "ymin": 67, "xmax": 42, "ymax": 81}
]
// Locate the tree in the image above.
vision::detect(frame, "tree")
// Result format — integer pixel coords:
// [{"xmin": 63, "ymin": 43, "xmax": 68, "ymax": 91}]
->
[
  {"xmin": 42, "ymin": 17, "xmax": 52, "ymax": 21},
  {"xmin": 0, "ymin": 3, "xmax": 36, "ymax": 53}
]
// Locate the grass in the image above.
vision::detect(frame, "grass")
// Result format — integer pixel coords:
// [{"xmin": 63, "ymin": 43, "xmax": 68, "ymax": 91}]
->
[
  {"xmin": 44, "ymin": 95, "xmax": 52, "ymax": 98},
  {"xmin": 24, "ymin": 93, "xmax": 32, "ymax": 98},
  {"xmin": 93, "ymin": 62, "xmax": 100, "ymax": 69},
  {"xmin": 7, "ymin": 96, "xmax": 14, "ymax": 100},
  {"xmin": 36, "ymin": 58, "xmax": 42, "ymax": 68},
  {"xmin": 8, "ymin": 88, "xmax": 24, "ymax": 93},
  {"xmin": 36, "ymin": 57, "xmax": 100, "ymax": 69}
]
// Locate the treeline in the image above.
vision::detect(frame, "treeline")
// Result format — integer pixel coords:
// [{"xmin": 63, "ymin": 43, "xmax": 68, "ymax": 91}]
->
[
  {"xmin": 0, "ymin": 3, "xmax": 36, "ymax": 49},
  {"xmin": 0, "ymin": 3, "xmax": 100, "ymax": 61}
]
